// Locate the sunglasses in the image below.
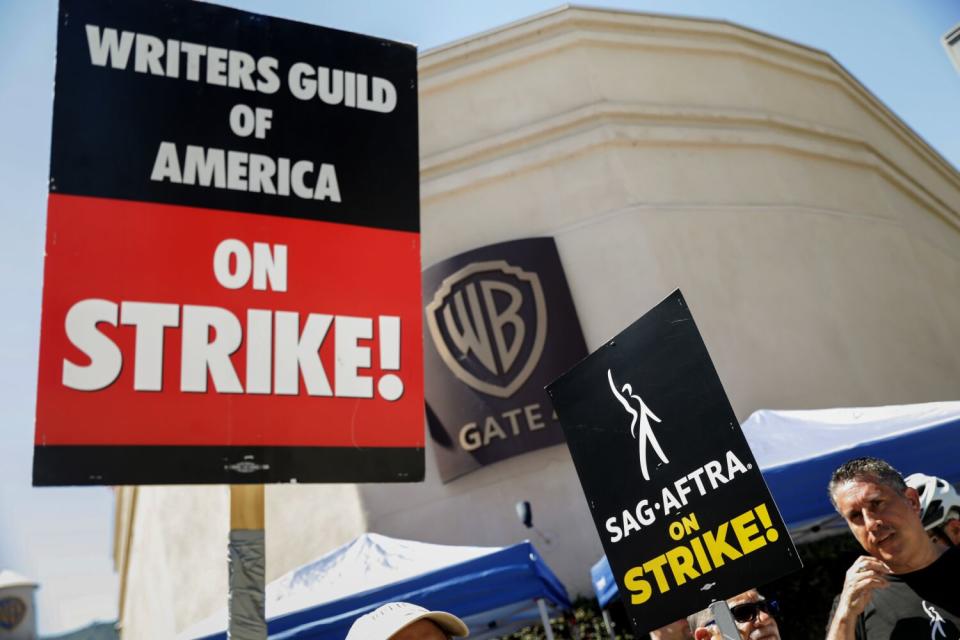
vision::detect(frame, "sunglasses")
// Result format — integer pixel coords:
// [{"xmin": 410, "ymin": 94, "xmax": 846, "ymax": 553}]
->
[{"xmin": 706, "ymin": 600, "xmax": 779, "ymax": 627}]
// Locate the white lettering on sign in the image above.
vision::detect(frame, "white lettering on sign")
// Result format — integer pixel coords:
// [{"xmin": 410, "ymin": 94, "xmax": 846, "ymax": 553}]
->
[
  {"xmin": 212, "ymin": 240, "xmax": 287, "ymax": 292},
  {"xmin": 181, "ymin": 305, "xmax": 244, "ymax": 393},
  {"xmin": 150, "ymin": 142, "xmax": 340, "ymax": 202},
  {"xmin": 606, "ymin": 500, "xmax": 657, "ymax": 544},
  {"xmin": 335, "ymin": 316, "xmax": 373, "ymax": 398},
  {"xmin": 83, "ymin": 22, "xmax": 404, "ymax": 206},
  {"xmin": 229, "ymin": 104, "xmax": 273, "ymax": 140},
  {"xmin": 458, "ymin": 403, "xmax": 551, "ymax": 451},
  {"xmin": 84, "ymin": 23, "xmax": 398, "ymax": 114},
  {"xmin": 60, "ymin": 238, "xmax": 404, "ymax": 401},
  {"xmin": 62, "ymin": 299, "xmax": 122, "ymax": 391},
  {"xmin": 377, "ymin": 316, "xmax": 403, "ymax": 401},
  {"xmin": 61, "ymin": 303, "xmax": 403, "ymax": 400},
  {"xmin": 603, "ymin": 451, "xmax": 751, "ymax": 544},
  {"xmin": 85, "ymin": 24, "xmax": 281, "ymax": 94},
  {"xmin": 274, "ymin": 311, "xmax": 333, "ymax": 396},
  {"xmin": 120, "ymin": 301, "xmax": 179, "ymax": 391},
  {"xmin": 287, "ymin": 63, "xmax": 396, "ymax": 113}
]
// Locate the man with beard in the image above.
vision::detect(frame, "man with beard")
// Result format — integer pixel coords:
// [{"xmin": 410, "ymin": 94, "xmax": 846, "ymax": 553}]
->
[{"xmin": 827, "ymin": 457, "xmax": 960, "ymax": 639}]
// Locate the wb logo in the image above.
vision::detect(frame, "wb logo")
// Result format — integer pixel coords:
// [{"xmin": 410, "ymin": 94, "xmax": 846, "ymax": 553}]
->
[
  {"xmin": 426, "ymin": 260, "xmax": 546, "ymax": 398},
  {"xmin": 0, "ymin": 597, "xmax": 26, "ymax": 631}
]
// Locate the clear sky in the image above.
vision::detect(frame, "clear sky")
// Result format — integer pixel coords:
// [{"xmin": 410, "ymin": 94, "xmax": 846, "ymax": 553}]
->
[{"xmin": 1, "ymin": 0, "xmax": 957, "ymax": 635}]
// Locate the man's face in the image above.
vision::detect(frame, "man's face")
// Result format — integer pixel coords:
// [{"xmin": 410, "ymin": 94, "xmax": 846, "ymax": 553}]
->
[
  {"xmin": 389, "ymin": 619, "xmax": 449, "ymax": 640},
  {"xmin": 721, "ymin": 591, "xmax": 779, "ymax": 640},
  {"xmin": 695, "ymin": 590, "xmax": 779, "ymax": 640},
  {"xmin": 832, "ymin": 476, "xmax": 928, "ymax": 571}
]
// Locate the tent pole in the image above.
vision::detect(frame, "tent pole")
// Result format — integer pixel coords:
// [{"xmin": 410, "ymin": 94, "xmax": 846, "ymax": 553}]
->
[
  {"xmin": 536, "ymin": 598, "xmax": 555, "ymax": 640},
  {"xmin": 229, "ymin": 484, "xmax": 266, "ymax": 640},
  {"xmin": 601, "ymin": 609, "xmax": 614, "ymax": 638}
]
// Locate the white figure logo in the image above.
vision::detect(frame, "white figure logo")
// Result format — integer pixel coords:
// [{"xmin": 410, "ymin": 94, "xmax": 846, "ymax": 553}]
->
[
  {"xmin": 922, "ymin": 601, "xmax": 947, "ymax": 640},
  {"xmin": 607, "ymin": 368, "xmax": 669, "ymax": 481}
]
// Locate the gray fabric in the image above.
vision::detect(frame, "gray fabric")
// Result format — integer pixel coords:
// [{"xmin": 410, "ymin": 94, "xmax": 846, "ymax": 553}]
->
[
  {"xmin": 229, "ymin": 529, "xmax": 266, "ymax": 640},
  {"xmin": 708, "ymin": 601, "xmax": 741, "ymax": 640}
]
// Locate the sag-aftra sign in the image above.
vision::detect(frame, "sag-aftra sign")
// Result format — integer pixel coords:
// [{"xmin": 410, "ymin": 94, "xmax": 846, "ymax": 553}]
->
[
  {"xmin": 34, "ymin": 0, "xmax": 422, "ymax": 486},
  {"xmin": 547, "ymin": 290, "xmax": 801, "ymax": 634}
]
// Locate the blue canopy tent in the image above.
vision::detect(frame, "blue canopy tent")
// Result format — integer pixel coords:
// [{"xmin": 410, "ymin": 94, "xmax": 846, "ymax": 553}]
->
[
  {"xmin": 590, "ymin": 556, "xmax": 617, "ymax": 609},
  {"xmin": 186, "ymin": 533, "xmax": 571, "ymax": 640},
  {"xmin": 589, "ymin": 401, "xmax": 960, "ymax": 606},
  {"xmin": 744, "ymin": 401, "xmax": 960, "ymax": 541}
]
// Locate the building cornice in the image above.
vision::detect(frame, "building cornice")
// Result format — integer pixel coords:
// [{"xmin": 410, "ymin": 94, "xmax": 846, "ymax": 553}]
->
[
  {"xmin": 418, "ymin": 6, "xmax": 960, "ymax": 212},
  {"xmin": 420, "ymin": 100, "xmax": 960, "ymax": 234}
]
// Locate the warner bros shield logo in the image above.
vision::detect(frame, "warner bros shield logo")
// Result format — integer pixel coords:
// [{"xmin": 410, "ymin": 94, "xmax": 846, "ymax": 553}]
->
[
  {"xmin": 0, "ymin": 597, "xmax": 26, "ymax": 631},
  {"xmin": 426, "ymin": 260, "xmax": 547, "ymax": 398}
]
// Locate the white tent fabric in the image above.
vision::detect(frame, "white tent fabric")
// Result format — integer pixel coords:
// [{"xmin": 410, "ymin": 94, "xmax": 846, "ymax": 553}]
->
[
  {"xmin": 0, "ymin": 570, "xmax": 36, "ymax": 589},
  {"xmin": 742, "ymin": 401, "xmax": 960, "ymax": 469},
  {"xmin": 266, "ymin": 533, "xmax": 496, "ymax": 620},
  {"xmin": 741, "ymin": 400, "xmax": 960, "ymax": 541},
  {"xmin": 184, "ymin": 532, "xmax": 572, "ymax": 640},
  {"xmin": 182, "ymin": 534, "xmax": 496, "ymax": 639}
]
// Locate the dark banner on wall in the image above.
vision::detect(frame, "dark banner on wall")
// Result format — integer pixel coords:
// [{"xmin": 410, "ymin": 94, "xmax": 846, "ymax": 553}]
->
[
  {"xmin": 34, "ymin": 0, "xmax": 422, "ymax": 486},
  {"xmin": 547, "ymin": 290, "xmax": 801, "ymax": 634},
  {"xmin": 423, "ymin": 238, "xmax": 588, "ymax": 482}
]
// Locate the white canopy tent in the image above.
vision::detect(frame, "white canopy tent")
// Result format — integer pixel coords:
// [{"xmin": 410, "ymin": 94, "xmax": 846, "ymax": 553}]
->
[
  {"xmin": 741, "ymin": 400, "xmax": 960, "ymax": 541},
  {"xmin": 183, "ymin": 533, "xmax": 570, "ymax": 640}
]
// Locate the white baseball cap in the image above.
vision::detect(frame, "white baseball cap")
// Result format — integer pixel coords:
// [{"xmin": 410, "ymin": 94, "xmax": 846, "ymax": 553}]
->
[{"xmin": 345, "ymin": 602, "xmax": 470, "ymax": 640}]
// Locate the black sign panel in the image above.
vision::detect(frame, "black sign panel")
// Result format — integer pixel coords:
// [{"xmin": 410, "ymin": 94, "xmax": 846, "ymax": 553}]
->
[
  {"xmin": 423, "ymin": 238, "xmax": 588, "ymax": 482},
  {"xmin": 50, "ymin": 0, "xmax": 417, "ymax": 231},
  {"xmin": 546, "ymin": 290, "xmax": 801, "ymax": 634}
]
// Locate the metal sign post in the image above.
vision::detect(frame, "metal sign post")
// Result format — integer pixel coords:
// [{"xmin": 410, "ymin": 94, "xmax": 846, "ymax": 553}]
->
[
  {"xmin": 708, "ymin": 600, "xmax": 741, "ymax": 640},
  {"xmin": 535, "ymin": 598, "xmax": 556, "ymax": 640}
]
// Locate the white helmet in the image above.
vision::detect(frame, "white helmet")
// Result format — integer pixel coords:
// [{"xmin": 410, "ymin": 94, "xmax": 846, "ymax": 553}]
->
[{"xmin": 906, "ymin": 473, "xmax": 960, "ymax": 530}]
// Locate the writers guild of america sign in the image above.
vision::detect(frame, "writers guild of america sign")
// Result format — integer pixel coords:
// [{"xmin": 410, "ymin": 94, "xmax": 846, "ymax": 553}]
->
[
  {"xmin": 34, "ymin": 0, "xmax": 422, "ymax": 486},
  {"xmin": 422, "ymin": 238, "xmax": 587, "ymax": 482}
]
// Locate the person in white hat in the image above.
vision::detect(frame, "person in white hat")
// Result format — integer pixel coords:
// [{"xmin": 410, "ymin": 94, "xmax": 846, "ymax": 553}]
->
[{"xmin": 345, "ymin": 602, "xmax": 469, "ymax": 640}]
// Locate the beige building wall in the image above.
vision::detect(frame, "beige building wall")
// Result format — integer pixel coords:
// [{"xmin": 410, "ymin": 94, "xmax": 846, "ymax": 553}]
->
[{"xmin": 116, "ymin": 7, "xmax": 960, "ymax": 637}]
